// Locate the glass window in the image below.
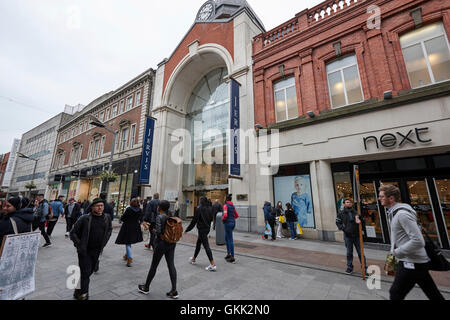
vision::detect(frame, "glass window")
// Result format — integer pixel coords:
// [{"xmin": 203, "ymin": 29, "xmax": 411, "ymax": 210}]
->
[
  {"xmin": 130, "ymin": 124, "xmax": 136, "ymax": 148},
  {"xmin": 127, "ymin": 96, "xmax": 133, "ymax": 110},
  {"xmin": 112, "ymin": 105, "xmax": 118, "ymax": 118},
  {"xmin": 121, "ymin": 128, "xmax": 129, "ymax": 151},
  {"xmin": 99, "ymin": 111, "xmax": 104, "ymax": 122},
  {"xmin": 101, "ymin": 136, "xmax": 106, "ymax": 155},
  {"xmin": 333, "ymin": 171, "xmax": 353, "ymax": 212},
  {"xmin": 327, "ymin": 55, "xmax": 364, "ymax": 108},
  {"xmin": 135, "ymin": 91, "xmax": 141, "ymax": 106},
  {"xmin": 120, "ymin": 101, "xmax": 125, "ymax": 113},
  {"xmin": 400, "ymin": 22, "xmax": 450, "ymax": 88},
  {"xmin": 274, "ymin": 77, "xmax": 298, "ymax": 122},
  {"xmin": 184, "ymin": 67, "xmax": 230, "ymax": 188},
  {"xmin": 105, "ymin": 108, "xmax": 110, "ymax": 121}
]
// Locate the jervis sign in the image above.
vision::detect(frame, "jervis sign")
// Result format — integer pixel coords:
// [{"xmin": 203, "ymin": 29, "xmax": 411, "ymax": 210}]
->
[{"xmin": 363, "ymin": 127, "xmax": 432, "ymax": 151}]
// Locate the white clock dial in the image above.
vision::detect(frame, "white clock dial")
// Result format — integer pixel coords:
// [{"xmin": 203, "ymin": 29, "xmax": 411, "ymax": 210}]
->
[{"xmin": 198, "ymin": 3, "xmax": 213, "ymax": 21}]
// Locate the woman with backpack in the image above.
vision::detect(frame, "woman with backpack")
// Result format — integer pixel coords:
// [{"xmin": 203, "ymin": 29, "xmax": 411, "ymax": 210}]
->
[
  {"xmin": 138, "ymin": 200, "xmax": 180, "ymax": 299},
  {"xmin": 185, "ymin": 196, "xmax": 216, "ymax": 272},
  {"xmin": 115, "ymin": 198, "xmax": 143, "ymax": 267},
  {"xmin": 285, "ymin": 203, "xmax": 298, "ymax": 240}
]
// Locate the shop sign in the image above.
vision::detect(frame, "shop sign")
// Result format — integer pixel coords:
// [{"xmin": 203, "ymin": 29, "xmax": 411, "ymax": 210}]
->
[
  {"xmin": 230, "ymin": 78, "xmax": 241, "ymax": 176},
  {"xmin": 363, "ymin": 127, "xmax": 432, "ymax": 151},
  {"xmin": 139, "ymin": 117, "xmax": 155, "ymax": 185}
]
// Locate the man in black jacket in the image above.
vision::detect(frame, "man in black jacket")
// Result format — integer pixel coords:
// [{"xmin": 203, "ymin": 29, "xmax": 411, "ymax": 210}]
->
[
  {"xmin": 85, "ymin": 193, "xmax": 114, "ymax": 221},
  {"xmin": 64, "ymin": 198, "xmax": 81, "ymax": 237},
  {"xmin": 143, "ymin": 193, "xmax": 159, "ymax": 250},
  {"xmin": 336, "ymin": 199, "xmax": 368, "ymax": 275},
  {"xmin": 70, "ymin": 198, "xmax": 112, "ymax": 300},
  {"xmin": 185, "ymin": 196, "xmax": 216, "ymax": 271}
]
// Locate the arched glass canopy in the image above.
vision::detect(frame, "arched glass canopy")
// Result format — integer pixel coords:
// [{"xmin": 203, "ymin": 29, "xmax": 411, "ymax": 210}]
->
[{"xmin": 183, "ymin": 67, "xmax": 230, "ymax": 188}]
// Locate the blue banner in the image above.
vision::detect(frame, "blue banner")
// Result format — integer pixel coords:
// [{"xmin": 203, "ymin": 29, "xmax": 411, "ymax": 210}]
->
[
  {"xmin": 139, "ymin": 117, "xmax": 155, "ymax": 185},
  {"xmin": 230, "ymin": 78, "xmax": 241, "ymax": 176}
]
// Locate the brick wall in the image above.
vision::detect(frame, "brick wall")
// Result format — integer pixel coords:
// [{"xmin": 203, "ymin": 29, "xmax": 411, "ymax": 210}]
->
[{"xmin": 252, "ymin": 0, "xmax": 450, "ymax": 127}]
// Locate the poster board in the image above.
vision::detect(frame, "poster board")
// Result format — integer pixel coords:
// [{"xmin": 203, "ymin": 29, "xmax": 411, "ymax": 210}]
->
[{"xmin": 0, "ymin": 232, "xmax": 40, "ymax": 300}]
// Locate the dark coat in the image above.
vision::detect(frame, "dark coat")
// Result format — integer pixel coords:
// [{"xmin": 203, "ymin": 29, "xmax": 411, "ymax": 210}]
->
[
  {"xmin": 285, "ymin": 208, "xmax": 297, "ymax": 222},
  {"xmin": 64, "ymin": 202, "xmax": 81, "ymax": 221},
  {"xmin": 263, "ymin": 202, "xmax": 274, "ymax": 221},
  {"xmin": 185, "ymin": 197, "xmax": 213, "ymax": 233},
  {"xmin": 115, "ymin": 207, "xmax": 144, "ymax": 245},
  {"xmin": 336, "ymin": 207, "xmax": 361, "ymax": 237},
  {"xmin": 0, "ymin": 208, "xmax": 34, "ymax": 245},
  {"xmin": 144, "ymin": 199, "xmax": 159, "ymax": 224},
  {"xmin": 70, "ymin": 213, "xmax": 112, "ymax": 254}
]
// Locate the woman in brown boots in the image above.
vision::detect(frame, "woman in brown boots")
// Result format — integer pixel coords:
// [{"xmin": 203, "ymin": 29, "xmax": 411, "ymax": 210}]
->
[{"xmin": 115, "ymin": 198, "xmax": 144, "ymax": 267}]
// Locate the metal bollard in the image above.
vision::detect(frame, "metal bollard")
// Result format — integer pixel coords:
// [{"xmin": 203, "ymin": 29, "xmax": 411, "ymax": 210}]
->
[{"xmin": 215, "ymin": 212, "xmax": 226, "ymax": 245}]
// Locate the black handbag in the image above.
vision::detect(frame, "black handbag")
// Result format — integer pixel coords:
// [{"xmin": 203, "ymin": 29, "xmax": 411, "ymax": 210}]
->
[{"xmin": 421, "ymin": 226, "xmax": 450, "ymax": 272}]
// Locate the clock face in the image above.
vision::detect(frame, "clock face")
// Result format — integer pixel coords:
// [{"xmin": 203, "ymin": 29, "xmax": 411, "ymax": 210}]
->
[{"xmin": 198, "ymin": 2, "xmax": 214, "ymax": 21}]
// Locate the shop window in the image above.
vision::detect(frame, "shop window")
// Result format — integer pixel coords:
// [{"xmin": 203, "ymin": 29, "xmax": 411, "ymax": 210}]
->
[
  {"xmin": 326, "ymin": 55, "xmax": 364, "ymax": 108},
  {"xmin": 400, "ymin": 22, "xmax": 450, "ymax": 88},
  {"xmin": 333, "ymin": 171, "xmax": 353, "ymax": 212},
  {"xmin": 274, "ymin": 77, "xmax": 298, "ymax": 122},
  {"xmin": 274, "ymin": 166, "xmax": 315, "ymax": 229}
]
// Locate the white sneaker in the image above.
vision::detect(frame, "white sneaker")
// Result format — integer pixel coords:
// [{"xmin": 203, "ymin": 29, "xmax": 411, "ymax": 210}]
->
[
  {"xmin": 189, "ymin": 257, "xmax": 197, "ymax": 265},
  {"xmin": 205, "ymin": 265, "xmax": 217, "ymax": 272}
]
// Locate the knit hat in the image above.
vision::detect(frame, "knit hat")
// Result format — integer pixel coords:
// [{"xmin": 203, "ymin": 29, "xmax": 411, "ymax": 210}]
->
[
  {"xmin": 91, "ymin": 198, "xmax": 105, "ymax": 206},
  {"xmin": 7, "ymin": 197, "xmax": 22, "ymax": 211}
]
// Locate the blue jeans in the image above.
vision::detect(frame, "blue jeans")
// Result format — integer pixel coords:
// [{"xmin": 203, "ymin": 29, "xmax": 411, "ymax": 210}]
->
[
  {"xmin": 287, "ymin": 222, "xmax": 297, "ymax": 239},
  {"xmin": 126, "ymin": 245, "xmax": 132, "ymax": 259},
  {"xmin": 224, "ymin": 221, "xmax": 235, "ymax": 257},
  {"xmin": 344, "ymin": 235, "xmax": 367, "ymax": 271}
]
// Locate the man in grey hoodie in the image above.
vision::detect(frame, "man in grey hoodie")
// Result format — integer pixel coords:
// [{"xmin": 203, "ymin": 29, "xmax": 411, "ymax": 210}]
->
[{"xmin": 379, "ymin": 184, "xmax": 444, "ymax": 300}]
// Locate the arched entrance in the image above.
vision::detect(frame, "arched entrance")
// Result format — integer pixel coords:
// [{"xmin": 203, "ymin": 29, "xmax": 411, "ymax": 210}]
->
[{"xmin": 183, "ymin": 67, "xmax": 230, "ymax": 215}]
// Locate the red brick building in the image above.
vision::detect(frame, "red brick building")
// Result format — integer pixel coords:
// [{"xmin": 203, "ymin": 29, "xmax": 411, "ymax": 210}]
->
[
  {"xmin": 252, "ymin": 0, "xmax": 450, "ymax": 248},
  {"xmin": 49, "ymin": 69, "xmax": 155, "ymax": 214}
]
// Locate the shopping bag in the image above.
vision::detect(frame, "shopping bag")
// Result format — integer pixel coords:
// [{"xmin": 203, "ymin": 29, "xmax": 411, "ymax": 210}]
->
[
  {"xmin": 279, "ymin": 216, "xmax": 285, "ymax": 223},
  {"xmin": 297, "ymin": 224, "xmax": 303, "ymax": 235},
  {"xmin": 384, "ymin": 254, "xmax": 398, "ymax": 276},
  {"xmin": 264, "ymin": 223, "xmax": 272, "ymax": 236}
]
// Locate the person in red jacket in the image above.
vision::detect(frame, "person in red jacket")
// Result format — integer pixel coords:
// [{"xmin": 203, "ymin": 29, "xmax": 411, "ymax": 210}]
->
[{"xmin": 222, "ymin": 194, "xmax": 239, "ymax": 264}]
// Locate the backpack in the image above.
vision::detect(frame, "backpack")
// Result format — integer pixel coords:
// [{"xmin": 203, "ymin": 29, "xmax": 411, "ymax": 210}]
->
[
  {"xmin": 46, "ymin": 205, "xmax": 53, "ymax": 220},
  {"xmin": 161, "ymin": 215, "xmax": 183, "ymax": 244},
  {"xmin": 392, "ymin": 208, "xmax": 450, "ymax": 272}
]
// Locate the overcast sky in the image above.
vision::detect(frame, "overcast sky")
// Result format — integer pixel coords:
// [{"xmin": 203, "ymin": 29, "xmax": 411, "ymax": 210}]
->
[{"xmin": 0, "ymin": 0, "xmax": 324, "ymax": 154}]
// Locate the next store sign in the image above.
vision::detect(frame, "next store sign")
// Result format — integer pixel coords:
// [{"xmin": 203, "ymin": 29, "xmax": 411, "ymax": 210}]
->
[{"xmin": 363, "ymin": 127, "xmax": 432, "ymax": 151}]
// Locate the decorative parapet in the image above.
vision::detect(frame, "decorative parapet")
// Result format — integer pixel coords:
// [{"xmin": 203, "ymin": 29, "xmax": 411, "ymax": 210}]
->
[{"xmin": 253, "ymin": 0, "xmax": 367, "ymax": 50}]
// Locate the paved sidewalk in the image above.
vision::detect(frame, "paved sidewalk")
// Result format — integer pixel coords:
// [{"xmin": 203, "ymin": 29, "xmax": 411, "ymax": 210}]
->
[
  {"xmin": 179, "ymin": 222, "xmax": 450, "ymax": 291},
  {"xmin": 27, "ymin": 220, "xmax": 449, "ymax": 300}
]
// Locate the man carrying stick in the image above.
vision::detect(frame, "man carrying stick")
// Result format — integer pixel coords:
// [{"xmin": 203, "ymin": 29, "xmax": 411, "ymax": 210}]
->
[{"xmin": 336, "ymin": 199, "xmax": 368, "ymax": 277}]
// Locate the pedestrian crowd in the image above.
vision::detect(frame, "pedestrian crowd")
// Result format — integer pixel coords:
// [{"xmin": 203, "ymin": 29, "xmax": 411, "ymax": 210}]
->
[{"xmin": 0, "ymin": 185, "xmax": 447, "ymax": 301}]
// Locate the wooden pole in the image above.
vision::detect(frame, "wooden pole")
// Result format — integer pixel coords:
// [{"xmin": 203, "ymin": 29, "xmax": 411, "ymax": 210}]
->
[{"xmin": 353, "ymin": 165, "xmax": 366, "ymax": 281}]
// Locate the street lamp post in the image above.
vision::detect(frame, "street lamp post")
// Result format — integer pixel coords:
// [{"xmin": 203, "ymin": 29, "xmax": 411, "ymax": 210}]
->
[
  {"xmin": 17, "ymin": 152, "xmax": 39, "ymax": 198},
  {"xmin": 89, "ymin": 117, "xmax": 118, "ymax": 201}
]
